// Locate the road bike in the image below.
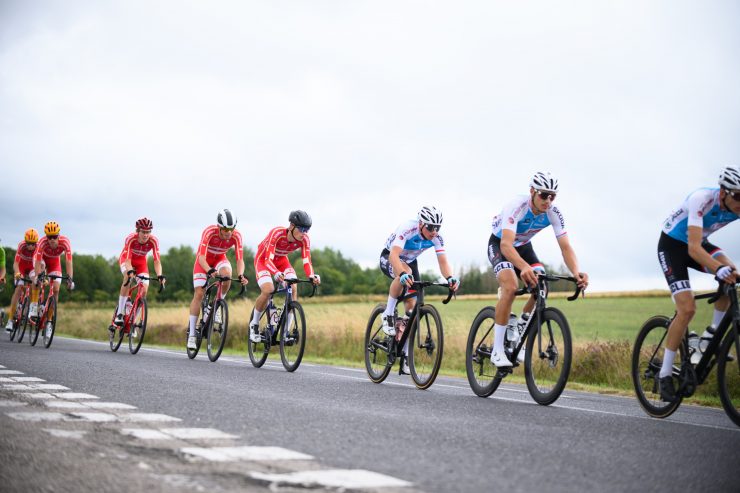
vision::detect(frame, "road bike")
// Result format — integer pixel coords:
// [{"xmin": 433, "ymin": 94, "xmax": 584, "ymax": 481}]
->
[
  {"xmin": 465, "ymin": 274, "xmax": 582, "ymax": 405},
  {"xmin": 248, "ymin": 278, "xmax": 316, "ymax": 372},
  {"xmin": 27, "ymin": 273, "xmax": 70, "ymax": 349},
  {"xmin": 108, "ymin": 275, "xmax": 164, "ymax": 354},
  {"xmin": 8, "ymin": 278, "xmax": 32, "ymax": 343},
  {"xmin": 364, "ymin": 279, "xmax": 455, "ymax": 390},
  {"xmin": 632, "ymin": 280, "xmax": 740, "ymax": 426},
  {"xmin": 186, "ymin": 276, "xmax": 245, "ymax": 362}
]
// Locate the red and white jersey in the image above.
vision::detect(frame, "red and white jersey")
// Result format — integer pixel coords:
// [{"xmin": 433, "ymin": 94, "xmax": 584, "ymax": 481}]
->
[
  {"xmin": 15, "ymin": 241, "xmax": 38, "ymax": 264},
  {"xmin": 197, "ymin": 225, "xmax": 243, "ymax": 261},
  {"xmin": 256, "ymin": 226, "xmax": 314, "ymax": 277},
  {"xmin": 33, "ymin": 235, "xmax": 73, "ymax": 263},
  {"xmin": 119, "ymin": 232, "xmax": 161, "ymax": 263}
]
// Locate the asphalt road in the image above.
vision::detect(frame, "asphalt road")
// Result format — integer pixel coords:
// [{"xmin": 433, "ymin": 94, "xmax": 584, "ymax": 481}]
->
[{"xmin": 1, "ymin": 336, "xmax": 738, "ymax": 493}]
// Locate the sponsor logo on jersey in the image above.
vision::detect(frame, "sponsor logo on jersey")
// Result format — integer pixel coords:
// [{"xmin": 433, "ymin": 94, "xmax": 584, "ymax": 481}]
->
[
  {"xmin": 658, "ymin": 251, "xmax": 671, "ymax": 275},
  {"xmin": 670, "ymin": 280, "xmax": 691, "ymax": 294},
  {"xmin": 552, "ymin": 207, "xmax": 565, "ymax": 228}
]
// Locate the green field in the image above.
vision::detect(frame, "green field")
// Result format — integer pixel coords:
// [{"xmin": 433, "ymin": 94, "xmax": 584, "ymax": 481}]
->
[{"xmin": 48, "ymin": 293, "xmax": 722, "ymax": 405}]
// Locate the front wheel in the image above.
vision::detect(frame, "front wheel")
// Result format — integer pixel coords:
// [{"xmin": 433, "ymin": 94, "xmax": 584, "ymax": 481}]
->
[
  {"xmin": 408, "ymin": 305, "xmax": 444, "ymax": 390},
  {"xmin": 465, "ymin": 306, "xmax": 503, "ymax": 397},
  {"xmin": 364, "ymin": 304, "xmax": 392, "ymax": 384},
  {"xmin": 12, "ymin": 298, "xmax": 28, "ymax": 343},
  {"xmin": 129, "ymin": 298, "xmax": 148, "ymax": 355},
  {"xmin": 717, "ymin": 329, "xmax": 740, "ymax": 427},
  {"xmin": 280, "ymin": 301, "xmax": 306, "ymax": 372},
  {"xmin": 524, "ymin": 307, "xmax": 572, "ymax": 405},
  {"xmin": 247, "ymin": 308, "xmax": 270, "ymax": 368},
  {"xmin": 42, "ymin": 298, "xmax": 58, "ymax": 349},
  {"xmin": 109, "ymin": 307, "xmax": 124, "ymax": 352},
  {"xmin": 206, "ymin": 299, "xmax": 228, "ymax": 362},
  {"xmin": 631, "ymin": 315, "xmax": 683, "ymax": 418}
]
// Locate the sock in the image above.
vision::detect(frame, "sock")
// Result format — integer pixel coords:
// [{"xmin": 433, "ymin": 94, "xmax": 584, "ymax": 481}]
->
[
  {"xmin": 660, "ymin": 348, "xmax": 676, "ymax": 378},
  {"xmin": 493, "ymin": 324, "xmax": 507, "ymax": 353},
  {"xmin": 31, "ymin": 288, "xmax": 40, "ymax": 306},
  {"xmin": 8, "ymin": 303, "xmax": 16, "ymax": 320},
  {"xmin": 117, "ymin": 296, "xmax": 127, "ymax": 315},
  {"xmin": 251, "ymin": 309, "xmax": 263, "ymax": 326},
  {"xmin": 403, "ymin": 337, "xmax": 409, "ymax": 357},
  {"xmin": 188, "ymin": 315, "xmax": 197, "ymax": 337},
  {"xmin": 383, "ymin": 296, "xmax": 398, "ymax": 318},
  {"xmin": 711, "ymin": 309, "xmax": 726, "ymax": 330}
]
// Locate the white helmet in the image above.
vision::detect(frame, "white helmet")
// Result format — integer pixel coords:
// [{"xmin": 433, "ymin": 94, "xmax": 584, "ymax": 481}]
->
[
  {"xmin": 719, "ymin": 166, "xmax": 740, "ymax": 190},
  {"xmin": 418, "ymin": 206, "xmax": 443, "ymax": 226},
  {"xmin": 530, "ymin": 171, "xmax": 559, "ymax": 193},
  {"xmin": 217, "ymin": 209, "xmax": 237, "ymax": 229}
]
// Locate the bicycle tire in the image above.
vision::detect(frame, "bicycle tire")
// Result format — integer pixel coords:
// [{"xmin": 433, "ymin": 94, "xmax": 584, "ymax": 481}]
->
[
  {"xmin": 364, "ymin": 304, "xmax": 392, "ymax": 383},
  {"xmin": 206, "ymin": 299, "xmax": 228, "ymax": 362},
  {"xmin": 247, "ymin": 308, "xmax": 270, "ymax": 367},
  {"xmin": 408, "ymin": 305, "xmax": 444, "ymax": 389},
  {"xmin": 129, "ymin": 297, "xmax": 147, "ymax": 355},
  {"xmin": 631, "ymin": 315, "xmax": 684, "ymax": 418},
  {"xmin": 11, "ymin": 298, "xmax": 27, "ymax": 342},
  {"xmin": 29, "ymin": 305, "xmax": 42, "ymax": 347},
  {"xmin": 465, "ymin": 306, "xmax": 503, "ymax": 397},
  {"xmin": 186, "ymin": 323, "xmax": 204, "ymax": 359},
  {"xmin": 717, "ymin": 329, "xmax": 740, "ymax": 427},
  {"xmin": 42, "ymin": 297, "xmax": 57, "ymax": 349},
  {"xmin": 280, "ymin": 301, "xmax": 306, "ymax": 372},
  {"xmin": 109, "ymin": 306, "xmax": 124, "ymax": 352},
  {"xmin": 524, "ymin": 307, "xmax": 572, "ymax": 405}
]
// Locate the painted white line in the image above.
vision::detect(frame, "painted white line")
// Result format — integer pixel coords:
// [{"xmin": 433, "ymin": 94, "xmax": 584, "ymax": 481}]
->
[
  {"xmin": 121, "ymin": 429, "xmax": 173, "ymax": 440},
  {"xmin": 10, "ymin": 377, "xmax": 46, "ymax": 383},
  {"xmin": 0, "ymin": 399, "xmax": 28, "ymax": 407},
  {"xmin": 181, "ymin": 446, "xmax": 313, "ymax": 462},
  {"xmin": 161, "ymin": 428, "xmax": 239, "ymax": 440},
  {"xmin": 44, "ymin": 429, "xmax": 87, "ymax": 439},
  {"xmin": 30, "ymin": 384, "xmax": 70, "ymax": 391},
  {"xmin": 44, "ymin": 401, "xmax": 87, "ymax": 409},
  {"xmin": 24, "ymin": 393, "xmax": 56, "ymax": 400},
  {"xmin": 249, "ymin": 469, "xmax": 412, "ymax": 488},
  {"xmin": 0, "ymin": 377, "xmax": 14, "ymax": 382},
  {"xmin": 69, "ymin": 412, "xmax": 118, "ymax": 422},
  {"xmin": 0, "ymin": 370, "xmax": 24, "ymax": 375},
  {"xmin": 2, "ymin": 384, "xmax": 30, "ymax": 390},
  {"xmin": 122, "ymin": 413, "xmax": 181, "ymax": 423},
  {"xmin": 53, "ymin": 393, "xmax": 99, "ymax": 400},
  {"xmin": 86, "ymin": 402, "xmax": 137, "ymax": 410},
  {"xmin": 0, "ymin": 365, "xmax": 5, "ymax": 368},
  {"xmin": 6, "ymin": 411, "xmax": 66, "ymax": 421}
]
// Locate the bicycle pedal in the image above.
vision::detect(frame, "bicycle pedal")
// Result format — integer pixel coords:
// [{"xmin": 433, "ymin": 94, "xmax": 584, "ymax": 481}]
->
[{"xmin": 496, "ymin": 367, "xmax": 512, "ymax": 378}]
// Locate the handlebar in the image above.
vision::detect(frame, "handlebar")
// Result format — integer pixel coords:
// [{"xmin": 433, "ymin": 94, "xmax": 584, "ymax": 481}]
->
[
  {"xmin": 124, "ymin": 275, "xmax": 166, "ymax": 294},
  {"xmin": 514, "ymin": 274, "xmax": 582, "ymax": 301},
  {"xmin": 208, "ymin": 275, "xmax": 247, "ymax": 296},
  {"xmin": 272, "ymin": 278, "xmax": 318, "ymax": 297},
  {"xmin": 699, "ymin": 279, "xmax": 740, "ymax": 304},
  {"xmin": 399, "ymin": 280, "xmax": 456, "ymax": 305}
]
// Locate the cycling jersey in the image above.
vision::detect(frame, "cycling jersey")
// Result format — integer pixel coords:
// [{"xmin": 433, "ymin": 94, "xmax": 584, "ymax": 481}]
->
[
  {"xmin": 491, "ymin": 195, "xmax": 567, "ymax": 247},
  {"xmin": 33, "ymin": 235, "xmax": 72, "ymax": 275},
  {"xmin": 255, "ymin": 227, "xmax": 313, "ymax": 281},
  {"xmin": 384, "ymin": 220, "xmax": 445, "ymax": 264},
  {"xmin": 197, "ymin": 225, "xmax": 243, "ymax": 263},
  {"xmin": 662, "ymin": 188, "xmax": 738, "ymax": 243},
  {"xmin": 15, "ymin": 241, "xmax": 37, "ymax": 276},
  {"xmin": 119, "ymin": 232, "xmax": 161, "ymax": 264}
]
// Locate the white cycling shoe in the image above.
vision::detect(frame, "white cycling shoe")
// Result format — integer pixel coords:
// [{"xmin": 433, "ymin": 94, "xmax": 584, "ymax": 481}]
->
[
  {"xmin": 381, "ymin": 317, "xmax": 396, "ymax": 337},
  {"xmin": 249, "ymin": 325, "xmax": 262, "ymax": 343},
  {"xmin": 490, "ymin": 350, "xmax": 513, "ymax": 367},
  {"xmin": 187, "ymin": 336, "xmax": 197, "ymax": 350},
  {"xmin": 516, "ymin": 349, "xmax": 525, "ymax": 363}
]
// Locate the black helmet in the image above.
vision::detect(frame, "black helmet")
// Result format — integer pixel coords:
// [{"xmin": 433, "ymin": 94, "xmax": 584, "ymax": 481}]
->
[{"xmin": 289, "ymin": 210, "xmax": 312, "ymax": 229}]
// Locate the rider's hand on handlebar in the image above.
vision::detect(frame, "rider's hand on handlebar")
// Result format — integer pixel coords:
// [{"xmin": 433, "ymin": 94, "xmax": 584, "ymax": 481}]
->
[
  {"xmin": 238, "ymin": 274, "xmax": 249, "ymax": 285},
  {"xmin": 67, "ymin": 278, "xmax": 75, "ymax": 291},
  {"xmin": 310, "ymin": 274, "xmax": 321, "ymax": 285},
  {"xmin": 575, "ymin": 272, "xmax": 589, "ymax": 290},
  {"xmin": 399, "ymin": 272, "xmax": 414, "ymax": 288},
  {"xmin": 206, "ymin": 268, "xmax": 217, "ymax": 279},
  {"xmin": 716, "ymin": 265, "xmax": 737, "ymax": 283},
  {"xmin": 158, "ymin": 275, "xmax": 166, "ymax": 285},
  {"xmin": 273, "ymin": 272, "xmax": 285, "ymax": 284},
  {"xmin": 520, "ymin": 266, "xmax": 538, "ymax": 288},
  {"xmin": 446, "ymin": 276, "xmax": 460, "ymax": 292}
]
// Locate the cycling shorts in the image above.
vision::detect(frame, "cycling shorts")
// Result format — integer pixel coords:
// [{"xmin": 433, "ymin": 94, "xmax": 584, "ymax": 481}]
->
[
  {"xmin": 193, "ymin": 255, "xmax": 231, "ymax": 288},
  {"xmin": 15, "ymin": 263, "xmax": 35, "ymax": 286},
  {"xmin": 254, "ymin": 256, "xmax": 297, "ymax": 287},
  {"xmin": 379, "ymin": 249, "xmax": 420, "ymax": 296},
  {"xmin": 487, "ymin": 234, "xmax": 545, "ymax": 278},
  {"xmin": 657, "ymin": 232, "xmax": 722, "ymax": 296},
  {"xmin": 39, "ymin": 259, "xmax": 63, "ymax": 283},
  {"xmin": 120, "ymin": 256, "xmax": 150, "ymax": 285}
]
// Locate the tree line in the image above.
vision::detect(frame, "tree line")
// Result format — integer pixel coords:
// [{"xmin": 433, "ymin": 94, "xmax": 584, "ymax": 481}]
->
[{"xmin": 0, "ymin": 245, "xmax": 569, "ymax": 305}]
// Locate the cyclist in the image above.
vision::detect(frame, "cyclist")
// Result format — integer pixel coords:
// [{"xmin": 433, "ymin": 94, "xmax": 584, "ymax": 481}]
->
[
  {"xmin": 249, "ymin": 210, "xmax": 321, "ymax": 343},
  {"xmin": 5, "ymin": 229, "xmax": 39, "ymax": 332},
  {"xmin": 378, "ymin": 206, "xmax": 459, "ymax": 372},
  {"xmin": 188, "ymin": 209, "xmax": 248, "ymax": 350},
  {"xmin": 488, "ymin": 172, "xmax": 588, "ymax": 367},
  {"xmin": 31, "ymin": 221, "xmax": 75, "ymax": 337},
  {"xmin": 656, "ymin": 165, "xmax": 740, "ymax": 402},
  {"xmin": 111, "ymin": 217, "xmax": 166, "ymax": 329},
  {"xmin": 0, "ymin": 239, "xmax": 5, "ymax": 325}
]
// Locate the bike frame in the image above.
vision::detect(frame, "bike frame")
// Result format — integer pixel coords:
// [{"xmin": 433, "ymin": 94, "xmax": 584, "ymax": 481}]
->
[
  {"xmin": 32, "ymin": 273, "xmax": 69, "ymax": 329},
  {"xmin": 265, "ymin": 279, "xmax": 316, "ymax": 342},
  {"xmin": 198, "ymin": 276, "xmax": 244, "ymax": 333},
  {"xmin": 118, "ymin": 275, "xmax": 163, "ymax": 334}
]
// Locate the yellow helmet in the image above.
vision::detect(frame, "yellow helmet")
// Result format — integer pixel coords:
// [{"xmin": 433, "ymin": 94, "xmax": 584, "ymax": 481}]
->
[
  {"xmin": 44, "ymin": 221, "xmax": 61, "ymax": 236},
  {"xmin": 24, "ymin": 228, "xmax": 39, "ymax": 244}
]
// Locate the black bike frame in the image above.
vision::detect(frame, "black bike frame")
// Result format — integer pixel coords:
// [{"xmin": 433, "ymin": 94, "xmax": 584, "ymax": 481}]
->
[
  {"xmin": 199, "ymin": 276, "xmax": 245, "ymax": 329},
  {"xmin": 265, "ymin": 279, "xmax": 316, "ymax": 342}
]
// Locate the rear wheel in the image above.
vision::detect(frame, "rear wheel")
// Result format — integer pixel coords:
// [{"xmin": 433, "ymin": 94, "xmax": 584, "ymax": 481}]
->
[
  {"xmin": 408, "ymin": 305, "xmax": 444, "ymax": 390},
  {"xmin": 247, "ymin": 308, "xmax": 270, "ymax": 368},
  {"xmin": 364, "ymin": 304, "xmax": 392, "ymax": 383},
  {"xmin": 524, "ymin": 307, "xmax": 572, "ymax": 405},
  {"xmin": 42, "ymin": 298, "xmax": 58, "ymax": 348},
  {"xmin": 28, "ymin": 308, "xmax": 41, "ymax": 347},
  {"xmin": 280, "ymin": 301, "xmax": 306, "ymax": 372},
  {"xmin": 186, "ymin": 323, "xmax": 204, "ymax": 359},
  {"xmin": 717, "ymin": 329, "xmax": 740, "ymax": 427},
  {"xmin": 12, "ymin": 298, "xmax": 28, "ymax": 342},
  {"xmin": 128, "ymin": 298, "xmax": 148, "ymax": 355},
  {"xmin": 631, "ymin": 315, "xmax": 683, "ymax": 418},
  {"xmin": 465, "ymin": 306, "xmax": 503, "ymax": 397},
  {"xmin": 206, "ymin": 299, "xmax": 228, "ymax": 362}
]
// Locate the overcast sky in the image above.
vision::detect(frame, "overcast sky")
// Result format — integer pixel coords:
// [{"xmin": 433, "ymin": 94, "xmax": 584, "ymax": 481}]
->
[{"xmin": 1, "ymin": 1, "xmax": 738, "ymax": 292}]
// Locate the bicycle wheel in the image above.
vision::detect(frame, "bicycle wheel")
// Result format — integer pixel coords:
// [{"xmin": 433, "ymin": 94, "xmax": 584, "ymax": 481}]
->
[
  {"xmin": 42, "ymin": 298, "xmax": 57, "ymax": 348},
  {"xmin": 465, "ymin": 306, "xmax": 503, "ymax": 397},
  {"xmin": 248, "ymin": 308, "xmax": 270, "ymax": 368},
  {"xmin": 407, "ymin": 305, "xmax": 444, "ymax": 389},
  {"xmin": 129, "ymin": 298, "xmax": 147, "ymax": 355},
  {"xmin": 280, "ymin": 301, "xmax": 306, "ymax": 372},
  {"xmin": 717, "ymin": 330, "xmax": 740, "ymax": 427},
  {"xmin": 364, "ymin": 304, "xmax": 393, "ymax": 384},
  {"xmin": 207, "ymin": 299, "xmax": 228, "ymax": 362},
  {"xmin": 631, "ymin": 315, "xmax": 684, "ymax": 418},
  {"xmin": 109, "ymin": 307, "xmax": 124, "ymax": 352},
  {"xmin": 11, "ymin": 298, "xmax": 26, "ymax": 342},
  {"xmin": 186, "ymin": 324, "xmax": 204, "ymax": 359},
  {"xmin": 524, "ymin": 307, "xmax": 572, "ymax": 405}
]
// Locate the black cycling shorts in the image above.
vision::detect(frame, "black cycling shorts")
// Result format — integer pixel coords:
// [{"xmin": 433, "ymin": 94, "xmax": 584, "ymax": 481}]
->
[
  {"xmin": 487, "ymin": 234, "xmax": 545, "ymax": 277},
  {"xmin": 657, "ymin": 232, "xmax": 722, "ymax": 295},
  {"xmin": 379, "ymin": 249, "xmax": 420, "ymax": 293}
]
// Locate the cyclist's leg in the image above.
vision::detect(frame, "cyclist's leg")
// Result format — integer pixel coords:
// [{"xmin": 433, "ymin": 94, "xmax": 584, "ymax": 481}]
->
[
  {"xmin": 190, "ymin": 262, "xmax": 208, "ymax": 336},
  {"xmin": 378, "ymin": 249, "xmax": 408, "ymax": 319},
  {"xmin": 133, "ymin": 257, "xmax": 150, "ymax": 298},
  {"xmin": 216, "ymin": 259, "xmax": 232, "ymax": 298},
  {"xmin": 488, "ymin": 234, "xmax": 518, "ymax": 366},
  {"xmin": 117, "ymin": 263, "xmax": 132, "ymax": 316},
  {"xmin": 401, "ymin": 260, "xmax": 420, "ymax": 315}
]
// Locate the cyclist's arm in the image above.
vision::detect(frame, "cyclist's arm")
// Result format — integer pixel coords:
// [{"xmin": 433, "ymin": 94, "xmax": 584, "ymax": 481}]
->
[
  {"xmin": 196, "ymin": 254, "xmax": 212, "ymax": 273},
  {"xmin": 235, "ymin": 258, "xmax": 245, "ymax": 278},
  {"xmin": 557, "ymin": 234, "xmax": 588, "ymax": 287},
  {"xmin": 687, "ymin": 226, "xmax": 733, "ymax": 275},
  {"xmin": 389, "ymin": 246, "xmax": 411, "ymax": 276},
  {"xmin": 500, "ymin": 229, "xmax": 529, "ymax": 272},
  {"xmin": 153, "ymin": 259, "xmax": 163, "ymax": 277},
  {"xmin": 436, "ymin": 253, "xmax": 454, "ymax": 279},
  {"xmin": 65, "ymin": 258, "xmax": 74, "ymax": 280}
]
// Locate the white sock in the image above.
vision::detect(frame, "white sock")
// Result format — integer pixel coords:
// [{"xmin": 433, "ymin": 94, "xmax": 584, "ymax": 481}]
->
[
  {"xmin": 188, "ymin": 315, "xmax": 197, "ymax": 337},
  {"xmin": 383, "ymin": 296, "xmax": 398, "ymax": 318},
  {"xmin": 403, "ymin": 338, "xmax": 409, "ymax": 356},
  {"xmin": 117, "ymin": 296, "xmax": 127, "ymax": 315},
  {"xmin": 251, "ymin": 309, "xmax": 263, "ymax": 326},
  {"xmin": 660, "ymin": 348, "xmax": 676, "ymax": 378},
  {"xmin": 493, "ymin": 324, "xmax": 507, "ymax": 353},
  {"xmin": 285, "ymin": 310, "xmax": 294, "ymax": 330},
  {"xmin": 711, "ymin": 309, "xmax": 726, "ymax": 330}
]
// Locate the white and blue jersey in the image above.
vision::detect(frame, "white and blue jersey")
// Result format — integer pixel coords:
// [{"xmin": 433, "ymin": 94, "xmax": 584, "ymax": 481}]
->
[
  {"xmin": 384, "ymin": 220, "xmax": 445, "ymax": 264},
  {"xmin": 662, "ymin": 188, "xmax": 738, "ymax": 243},
  {"xmin": 491, "ymin": 195, "xmax": 567, "ymax": 247}
]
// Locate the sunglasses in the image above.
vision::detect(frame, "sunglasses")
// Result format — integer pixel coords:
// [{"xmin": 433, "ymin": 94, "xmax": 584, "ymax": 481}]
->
[
  {"xmin": 535, "ymin": 190, "xmax": 556, "ymax": 201},
  {"xmin": 296, "ymin": 226, "xmax": 310, "ymax": 233},
  {"xmin": 47, "ymin": 235, "xmax": 59, "ymax": 240},
  {"xmin": 424, "ymin": 224, "xmax": 441, "ymax": 232},
  {"xmin": 727, "ymin": 189, "xmax": 740, "ymax": 201},
  {"xmin": 220, "ymin": 227, "xmax": 235, "ymax": 232}
]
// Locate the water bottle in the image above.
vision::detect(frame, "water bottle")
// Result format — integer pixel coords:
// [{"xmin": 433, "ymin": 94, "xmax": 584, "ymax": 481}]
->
[
  {"xmin": 395, "ymin": 316, "xmax": 409, "ymax": 342},
  {"xmin": 271, "ymin": 307, "xmax": 282, "ymax": 327},
  {"xmin": 687, "ymin": 331, "xmax": 700, "ymax": 365},
  {"xmin": 505, "ymin": 313, "xmax": 518, "ymax": 350},
  {"xmin": 125, "ymin": 299, "xmax": 133, "ymax": 317}
]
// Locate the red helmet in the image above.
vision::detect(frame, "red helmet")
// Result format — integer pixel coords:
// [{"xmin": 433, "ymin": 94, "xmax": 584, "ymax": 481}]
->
[{"xmin": 136, "ymin": 217, "xmax": 153, "ymax": 231}]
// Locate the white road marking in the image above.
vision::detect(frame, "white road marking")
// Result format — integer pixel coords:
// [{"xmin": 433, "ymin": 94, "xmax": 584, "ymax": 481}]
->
[
  {"xmin": 29, "ymin": 384, "xmax": 70, "ymax": 391},
  {"xmin": 10, "ymin": 377, "xmax": 46, "ymax": 382},
  {"xmin": 69, "ymin": 412, "xmax": 118, "ymax": 422},
  {"xmin": 24, "ymin": 393, "xmax": 56, "ymax": 399},
  {"xmin": 86, "ymin": 402, "xmax": 137, "ymax": 410},
  {"xmin": 160, "ymin": 428, "xmax": 239, "ymax": 440},
  {"xmin": 121, "ymin": 429, "xmax": 173, "ymax": 440},
  {"xmin": 0, "ymin": 399, "xmax": 28, "ymax": 407},
  {"xmin": 53, "ymin": 393, "xmax": 99, "ymax": 400},
  {"xmin": 250, "ymin": 469, "xmax": 412, "ymax": 488},
  {"xmin": 0, "ymin": 370, "xmax": 24, "ymax": 375},
  {"xmin": 44, "ymin": 401, "xmax": 87, "ymax": 409},
  {"xmin": 44, "ymin": 429, "xmax": 87, "ymax": 439},
  {"xmin": 2, "ymin": 384, "xmax": 31, "ymax": 390},
  {"xmin": 122, "ymin": 413, "xmax": 181, "ymax": 422},
  {"xmin": 6, "ymin": 411, "xmax": 66, "ymax": 421},
  {"xmin": 0, "ymin": 377, "xmax": 14, "ymax": 382},
  {"xmin": 0, "ymin": 365, "xmax": 5, "ymax": 368},
  {"xmin": 181, "ymin": 446, "xmax": 313, "ymax": 462}
]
